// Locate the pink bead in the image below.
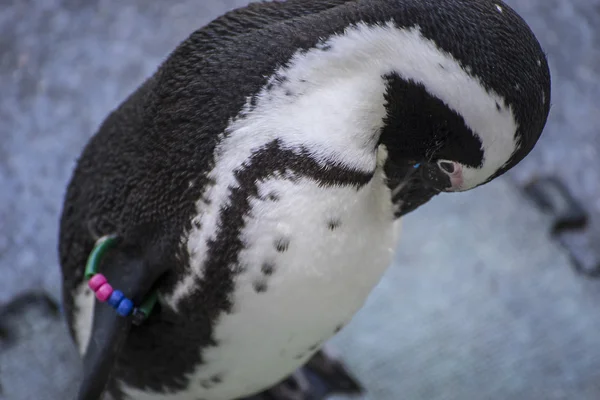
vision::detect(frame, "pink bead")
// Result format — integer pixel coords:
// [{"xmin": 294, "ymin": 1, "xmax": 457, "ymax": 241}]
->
[
  {"xmin": 95, "ymin": 283, "xmax": 113, "ymax": 302},
  {"xmin": 88, "ymin": 274, "xmax": 107, "ymax": 291}
]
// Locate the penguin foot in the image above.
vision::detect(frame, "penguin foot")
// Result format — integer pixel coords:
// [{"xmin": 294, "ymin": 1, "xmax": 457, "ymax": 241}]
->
[{"xmin": 243, "ymin": 348, "xmax": 363, "ymax": 400}]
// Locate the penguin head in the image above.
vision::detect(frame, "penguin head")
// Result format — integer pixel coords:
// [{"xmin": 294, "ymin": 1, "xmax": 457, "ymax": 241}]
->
[{"xmin": 368, "ymin": 1, "xmax": 551, "ymax": 215}]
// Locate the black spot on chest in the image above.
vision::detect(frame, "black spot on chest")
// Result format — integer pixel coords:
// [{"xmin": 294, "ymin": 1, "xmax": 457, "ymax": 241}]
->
[
  {"xmin": 270, "ymin": 194, "xmax": 281, "ymax": 202},
  {"xmin": 261, "ymin": 262, "xmax": 276, "ymax": 275},
  {"xmin": 253, "ymin": 280, "xmax": 268, "ymax": 293},
  {"xmin": 274, "ymin": 237, "xmax": 290, "ymax": 252},
  {"xmin": 199, "ymin": 373, "xmax": 224, "ymax": 389},
  {"xmin": 328, "ymin": 218, "xmax": 341, "ymax": 230}
]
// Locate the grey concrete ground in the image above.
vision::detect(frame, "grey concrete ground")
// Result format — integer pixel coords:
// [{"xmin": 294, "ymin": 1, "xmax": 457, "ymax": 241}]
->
[{"xmin": 1, "ymin": 0, "xmax": 599, "ymax": 399}]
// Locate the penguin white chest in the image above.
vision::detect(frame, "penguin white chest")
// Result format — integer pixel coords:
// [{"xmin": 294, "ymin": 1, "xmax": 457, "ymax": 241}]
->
[{"xmin": 184, "ymin": 172, "xmax": 396, "ymax": 400}]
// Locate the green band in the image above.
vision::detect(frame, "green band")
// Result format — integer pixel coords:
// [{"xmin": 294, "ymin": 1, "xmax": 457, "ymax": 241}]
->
[
  {"xmin": 138, "ymin": 290, "xmax": 159, "ymax": 319},
  {"xmin": 84, "ymin": 235, "xmax": 119, "ymax": 280}
]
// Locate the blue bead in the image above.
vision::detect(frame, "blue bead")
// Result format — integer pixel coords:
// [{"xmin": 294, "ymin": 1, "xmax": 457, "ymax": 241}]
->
[
  {"xmin": 116, "ymin": 298, "xmax": 134, "ymax": 317},
  {"xmin": 413, "ymin": 163, "xmax": 421, "ymax": 169},
  {"xmin": 107, "ymin": 290, "xmax": 125, "ymax": 308}
]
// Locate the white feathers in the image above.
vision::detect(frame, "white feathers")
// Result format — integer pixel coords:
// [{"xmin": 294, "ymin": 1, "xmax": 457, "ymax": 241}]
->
[{"xmin": 72, "ymin": 281, "xmax": 95, "ymax": 356}]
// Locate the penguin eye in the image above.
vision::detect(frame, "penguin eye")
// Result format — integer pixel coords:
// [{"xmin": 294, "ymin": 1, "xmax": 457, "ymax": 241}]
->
[{"xmin": 438, "ymin": 160, "xmax": 456, "ymax": 174}]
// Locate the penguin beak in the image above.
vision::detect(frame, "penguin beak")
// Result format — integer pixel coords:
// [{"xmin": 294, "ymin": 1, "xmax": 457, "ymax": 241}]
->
[
  {"xmin": 387, "ymin": 159, "xmax": 465, "ymax": 217},
  {"xmin": 388, "ymin": 162, "xmax": 439, "ymax": 217}
]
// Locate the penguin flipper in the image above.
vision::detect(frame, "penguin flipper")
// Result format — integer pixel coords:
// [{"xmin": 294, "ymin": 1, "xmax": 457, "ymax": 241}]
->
[
  {"xmin": 244, "ymin": 348, "xmax": 363, "ymax": 400},
  {"xmin": 78, "ymin": 304, "xmax": 132, "ymax": 400},
  {"xmin": 76, "ymin": 244, "xmax": 167, "ymax": 400}
]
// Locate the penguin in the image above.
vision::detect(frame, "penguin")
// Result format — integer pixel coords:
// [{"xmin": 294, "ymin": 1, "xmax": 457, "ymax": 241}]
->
[{"xmin": 58, "ymin": 0, "xmax": 551, "ymax": 399}]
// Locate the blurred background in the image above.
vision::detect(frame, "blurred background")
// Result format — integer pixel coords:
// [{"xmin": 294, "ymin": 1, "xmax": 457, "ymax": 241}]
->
[{"xmin": 1, "ymin": 0, "xmax": 599, "ymax": 399}]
